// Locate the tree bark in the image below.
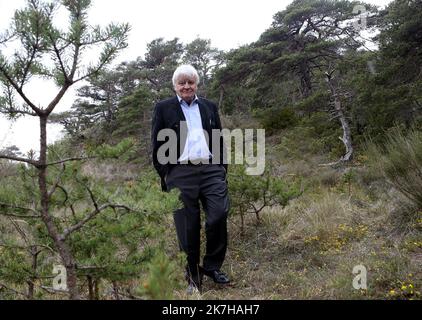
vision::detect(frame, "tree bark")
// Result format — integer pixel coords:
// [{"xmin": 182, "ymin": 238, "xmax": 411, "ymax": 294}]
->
[
  {"xmin": 325, "ymin": 73, "xmax": 353, "ymax": 162},
  {"xmin": 218, "ymin": 85, "xmax": 225, "ymax": 111},
  {"xmin": 336, "ymin": 99, "xmax": 353, "ymax": 162},
  {"xmin": 27, "ymin": 245, "xmax": 39, "ymax": 299},
  {"xmin": 300, "ymin": 61, "xmax": 312, "ymax": 99},
  {"xmin": 38, "ymin": 116, "xmax": 80, "ymax": 300}
]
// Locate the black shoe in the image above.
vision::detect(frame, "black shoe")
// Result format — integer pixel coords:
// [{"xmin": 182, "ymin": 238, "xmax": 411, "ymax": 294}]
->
[{"xmin": 203, "ymin": 269, "xmax": 230, "ymax": 284}]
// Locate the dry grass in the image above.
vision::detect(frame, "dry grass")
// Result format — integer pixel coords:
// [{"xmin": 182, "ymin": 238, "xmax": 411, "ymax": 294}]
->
[
  {"xmin": 166, "ymin": 167, "xmax": 421, "ymax": 300},
  {"xmin": 81, "ymin": 160, "xmax": 140, "ymax": 183}
]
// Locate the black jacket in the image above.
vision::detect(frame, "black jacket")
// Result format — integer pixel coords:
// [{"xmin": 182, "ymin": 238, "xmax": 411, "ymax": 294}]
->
[{"xmin": 151, "ymin": 96, "xmax": 227, "ymax": 191}]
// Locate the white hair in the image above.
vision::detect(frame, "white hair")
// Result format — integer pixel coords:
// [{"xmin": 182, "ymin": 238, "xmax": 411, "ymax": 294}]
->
[{"xmin": 172, "ymin": 64, "xmax": 200, "ymax": 86}]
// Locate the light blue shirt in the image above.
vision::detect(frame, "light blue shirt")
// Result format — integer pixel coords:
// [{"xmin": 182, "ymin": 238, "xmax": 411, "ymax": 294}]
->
[{"xmin": 177, "ymin": 95, "xmax": 211, "ymax": 162}]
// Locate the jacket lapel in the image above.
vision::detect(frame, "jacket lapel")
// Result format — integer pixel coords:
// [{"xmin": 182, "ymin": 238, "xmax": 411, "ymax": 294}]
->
[
  {"xmin": 172, "ymin": 96, "xmax": 209, "ymax": 130},
  {"xmin": 171, "ymin": 96, "xmax": 186, "ymax": 122}
]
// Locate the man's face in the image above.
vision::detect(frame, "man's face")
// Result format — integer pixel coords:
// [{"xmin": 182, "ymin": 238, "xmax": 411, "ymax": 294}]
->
[{"xmin": 174, "ymin": 75, "xmax": 198, "ymax": 103}]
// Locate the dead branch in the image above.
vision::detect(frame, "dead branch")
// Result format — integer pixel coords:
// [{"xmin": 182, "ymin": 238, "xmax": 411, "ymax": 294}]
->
[
  {"xmin": 0, "ymin": 154, "xmax": 39, "ymax": 167},
  {"xmin": 48, "ymin": 163, "xmax": 66, "ymax": 199},
  {"xmin": 39, "ymin": 286, "xmax": 69, "ymax": 295},
  {"xmin": 0, "ymin": 282, "xmax": 27, "ymax": 298},
  {"xmin": 0, "ymin": 202, "xmax": 41, "ymax": 218}
]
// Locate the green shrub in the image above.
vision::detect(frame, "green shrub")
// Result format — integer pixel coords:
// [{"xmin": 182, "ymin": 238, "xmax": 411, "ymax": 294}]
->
[
  {"xmin": 228, "ymin": 164, "xmax": 301, "ymax": 234},
  {"xmin": 255, "ymin": 107, "xmax": 299, "ymax": 134},
  {"xmin": 366, "ymin": 129, "xmax": 422, "ymax": 229},
  {"xmin": 137, "ymin": 251, "xmax": 180, "ymax": 300}
]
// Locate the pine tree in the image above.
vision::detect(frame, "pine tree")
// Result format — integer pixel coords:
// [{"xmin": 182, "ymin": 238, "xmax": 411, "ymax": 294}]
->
[{"xmin": 0, "ymin": 0, "xmax": 130, "ymax": 299}]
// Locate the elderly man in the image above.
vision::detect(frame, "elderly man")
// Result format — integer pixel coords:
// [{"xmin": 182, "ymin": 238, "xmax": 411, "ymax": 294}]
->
[{"xmin": 151, "ymin": 64, "xmax": 230, "ymax": 293}]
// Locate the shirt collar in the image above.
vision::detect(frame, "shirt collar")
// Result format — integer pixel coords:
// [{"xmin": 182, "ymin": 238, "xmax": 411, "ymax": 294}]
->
[{"xmin": 177, "ymin": 95, "xmax": 199, "ymax": 106}]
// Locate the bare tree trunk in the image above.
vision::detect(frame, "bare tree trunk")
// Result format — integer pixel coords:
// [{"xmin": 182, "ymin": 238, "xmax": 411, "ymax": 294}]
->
[
  {"xmin": 27, "ymin": 280, "xmax": 35, "ymax": 300},
  {"xmin": 300, "ymin": 60, "xmax": 312, "ymax": 99},
  {"xmin": 336, "ymin": 99, "xmax": 353, "ymax": 162},
  {"xmin": 38, "ymin": 116, "xmax": 80, "ymax": 300},
  {"xmin": 325, "ymin": 73, "xmax": 353, "ymax": 163},
  {"xmin": 218, "ymin": 85, "xmax": 225, "ymax": 111}
]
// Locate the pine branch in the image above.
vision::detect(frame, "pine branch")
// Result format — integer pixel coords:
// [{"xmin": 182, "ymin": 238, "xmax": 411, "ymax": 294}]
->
[
  {"xmin": 0, "ymin": 244, "xmax": 55, "ymax": 254},
  {"xmin": 0, "ymin": 282, "xmax": 27, "ymax": 298},
  {"xmin": 0, "ymin": 65, "xmax": 41, "ymax": 114},
  {"xmin": 48, "ymin": 163, "xmax": 66, "ymax": 199},
  {"xmin": 0, "ymin": 153, "xmax": 39, "ymax": 167},
  {"xmin": 39, "ymin": 286, "xmax": 69, "ymax": 295},
  {"xmin": 0, "ymin": 30, "xmax": 15, "ymax": 45},
  {"xmin": 19, "ymin": 34, "xmax": 40, "ymax": 90},
  {"xmin": 45, "ymin": 83, "xmax": 72, "ymax": 115},
  {"xmin": 60, "ymin": 204, "xmax": 132, "ymax": 240},
  {"xmin": 9, "ymin": 217, "xmax": 31, "ymax": 246},
  {"xmin": 85, "ymin": 184, "xmax": 99, "ymax": 212},
  {"xmin": 0, "ymin": 202, "xmax": 41, "ymax": 218},
  {"xmin": 48, "ymin": 34, "xmax": 69, "ymax": 82},
  {"xmin": 73, "ymin": 54, "xmax": 115, "ymax": 84},
  {"xmin": 68, "ymin": 36, "xmax": 81, "ymax": 81},
  {"xmin": 45, "ymin": 156, "xmax": 96, "ymax": 167},
  {"xmin": 1, "ymin": 107, "xmax": 38, "ymax": 117}
]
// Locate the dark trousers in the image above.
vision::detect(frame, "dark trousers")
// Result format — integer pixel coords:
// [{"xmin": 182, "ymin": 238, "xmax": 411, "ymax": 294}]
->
[{"xmin": 166, "ymin": 164, "xmax": 229, "ymax": 277}]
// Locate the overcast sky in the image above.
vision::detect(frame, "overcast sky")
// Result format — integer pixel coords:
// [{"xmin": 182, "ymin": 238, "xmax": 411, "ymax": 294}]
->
[{"xmin": 0, "ymin": 0, "xmax": 392, "ymax": 154}]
